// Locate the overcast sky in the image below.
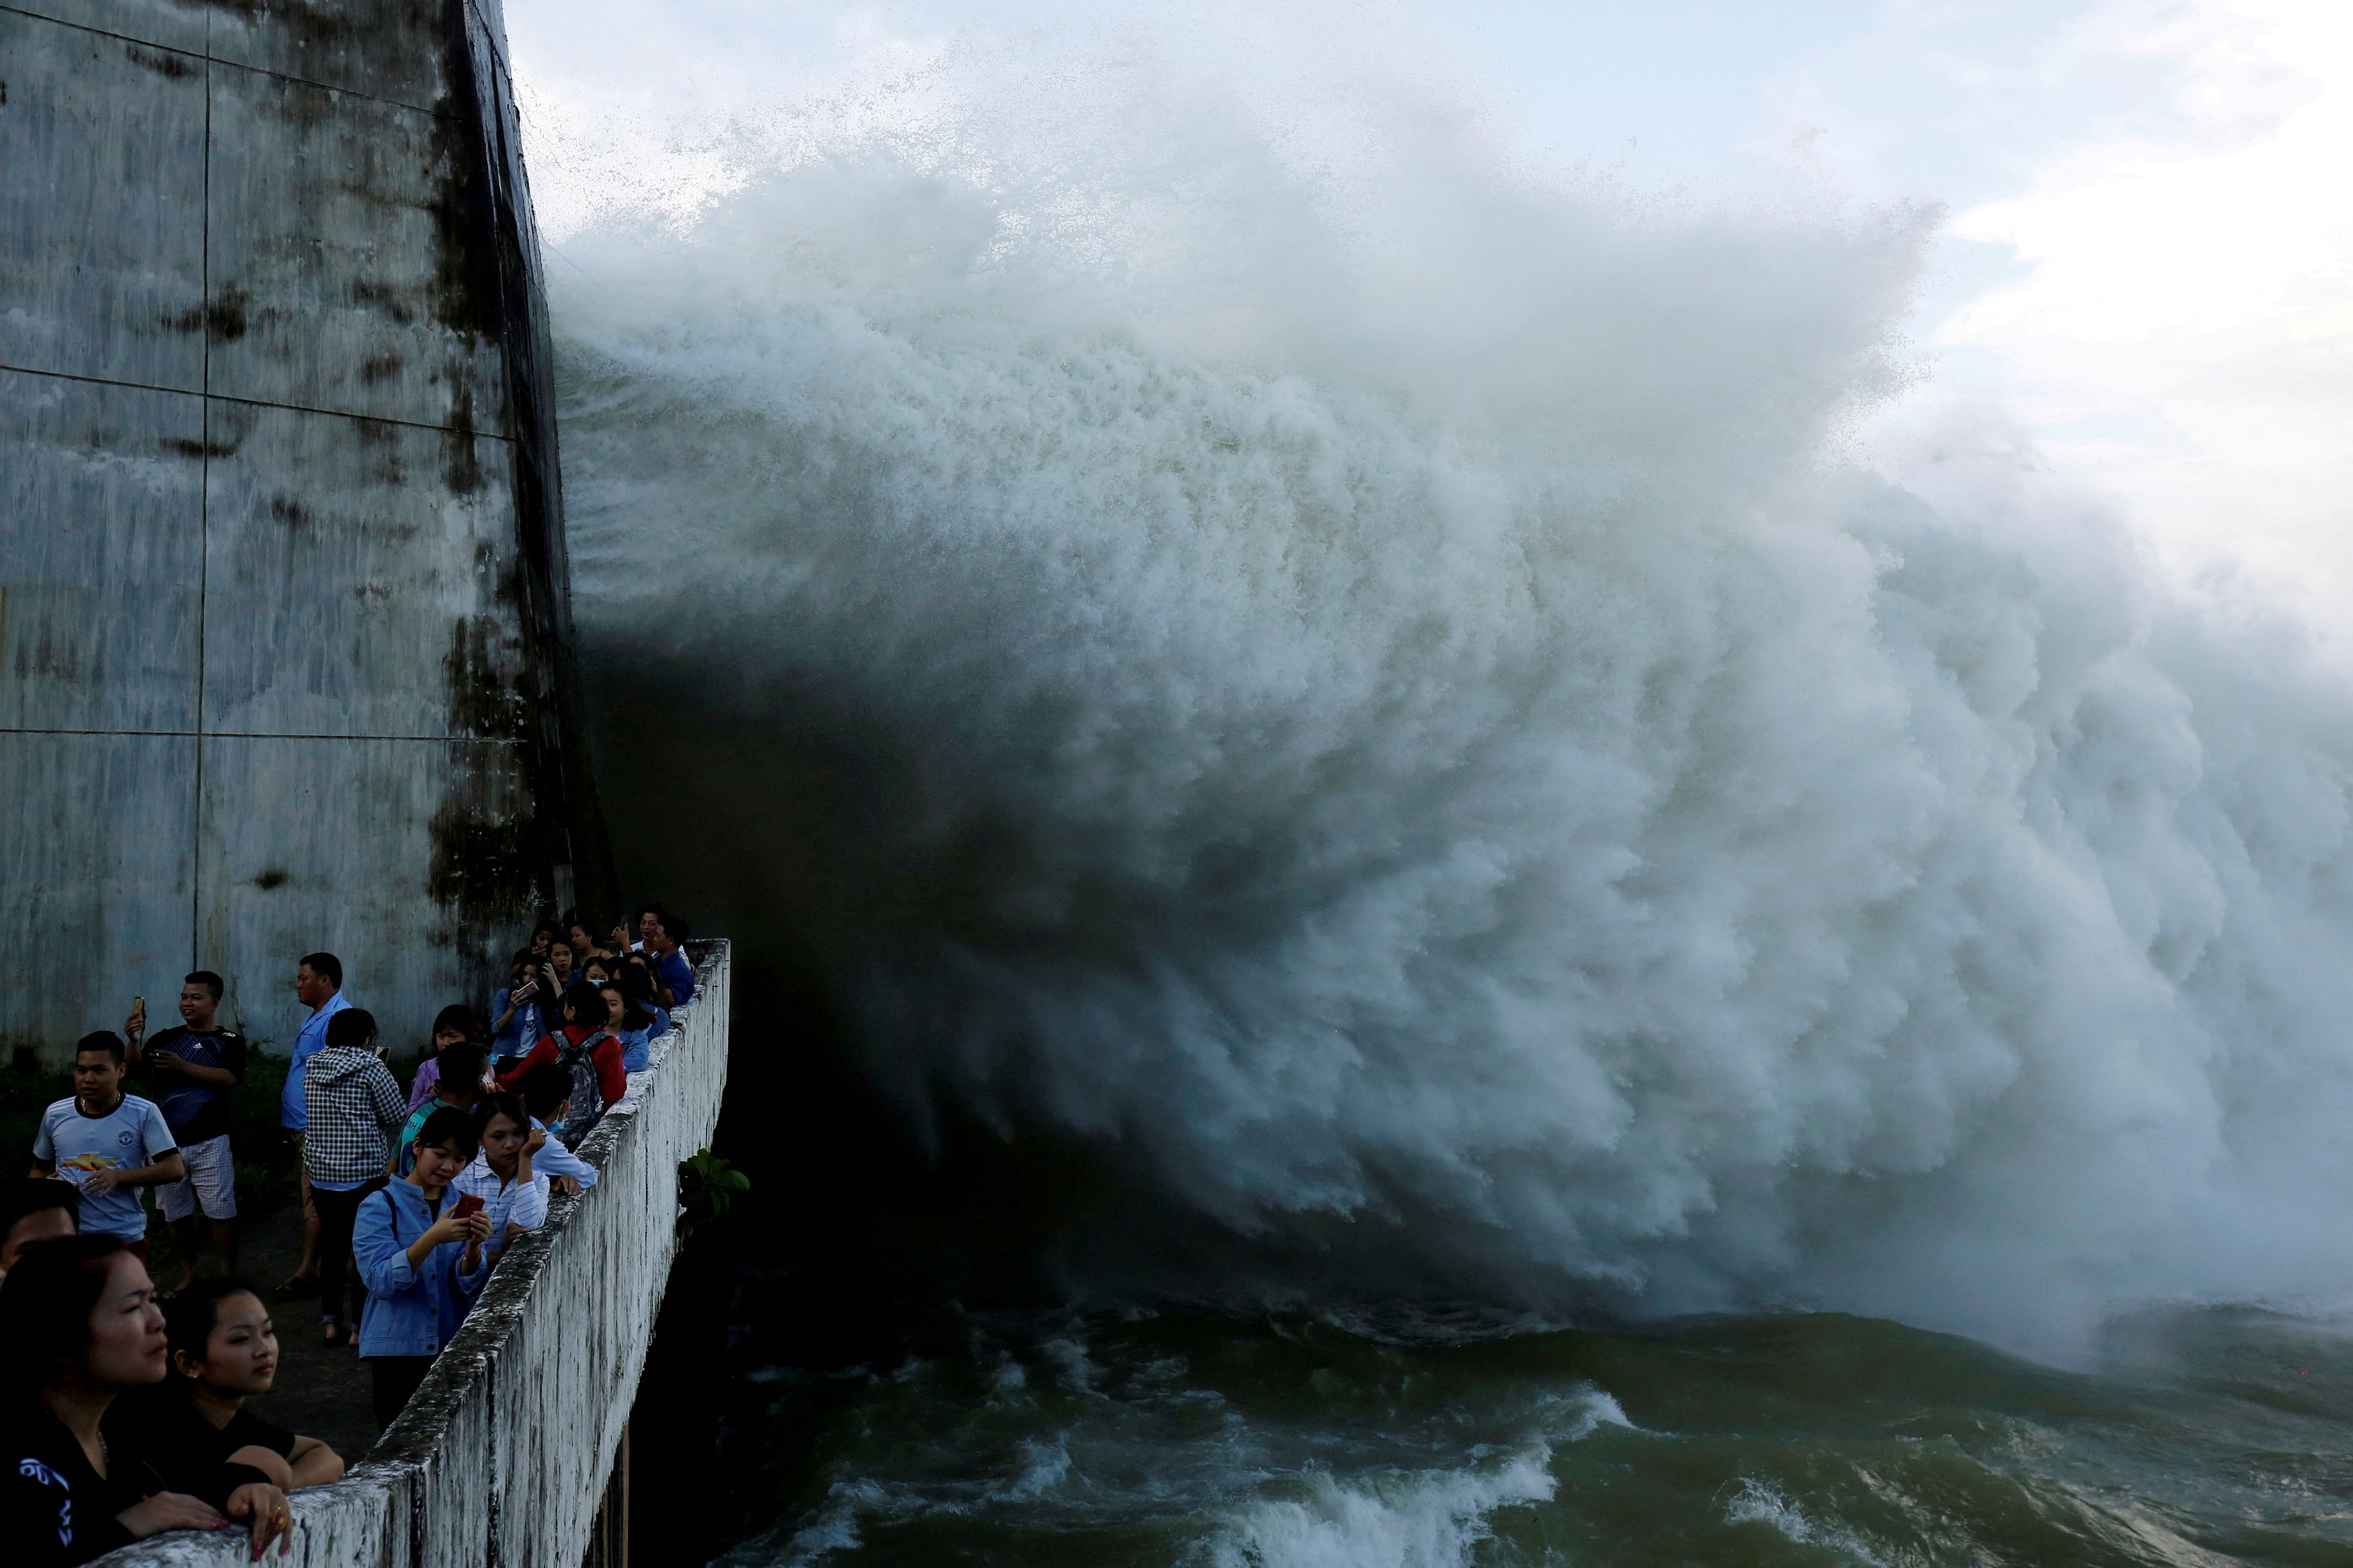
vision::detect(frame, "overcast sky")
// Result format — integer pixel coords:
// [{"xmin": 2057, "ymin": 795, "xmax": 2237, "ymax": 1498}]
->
[{"xmin": 509, "ymin": 1, "xmax": 2352, "ymax": 629}]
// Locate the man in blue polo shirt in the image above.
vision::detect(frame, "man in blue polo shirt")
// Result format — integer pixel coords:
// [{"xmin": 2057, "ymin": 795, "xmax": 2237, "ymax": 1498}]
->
[
  {"xmin": 276, "ymin": 950, "xmax": 350, "ymax": 1298},
  {"xmin": 643, "ymin": 910, "xmax": 696, "ymax": 1009},
  {"xmin": 28, "ymin": 1032, "xmax": 184, "ymax": 1251}
]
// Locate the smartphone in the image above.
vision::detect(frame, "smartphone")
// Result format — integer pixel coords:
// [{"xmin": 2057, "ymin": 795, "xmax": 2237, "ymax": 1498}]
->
[
  {"xmin": 513, "ymin": 980, "xmax": 539, "ymax": 1001},
  {"xmin": 450, "ymin": 1194, "xmax": 485, "ymax": 1221}
]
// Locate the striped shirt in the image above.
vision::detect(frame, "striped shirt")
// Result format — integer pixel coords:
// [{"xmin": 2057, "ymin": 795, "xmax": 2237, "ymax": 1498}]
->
[{"xmin": 451, "ymin": 1153, "xmax": 548, "ymax": 1257}]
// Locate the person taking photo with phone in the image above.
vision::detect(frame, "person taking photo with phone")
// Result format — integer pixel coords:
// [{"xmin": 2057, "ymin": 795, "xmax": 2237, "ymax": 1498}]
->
[
  {"xmin": 124, "ymin": 973, "xmax": 246, "ymax": 1293},
  {"xmin": 350, "ymin": 1109, "xmax": 492, "ymax": 1432},
  {"xmin": 488, "ymin": 952, "xmax": 549, "ymax": 1069}
]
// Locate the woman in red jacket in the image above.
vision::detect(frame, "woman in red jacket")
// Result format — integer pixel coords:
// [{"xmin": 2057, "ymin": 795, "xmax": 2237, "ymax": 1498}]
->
[{"xmin": 494, "ymin": 986, "xmax": 623, "ymax": 1149}]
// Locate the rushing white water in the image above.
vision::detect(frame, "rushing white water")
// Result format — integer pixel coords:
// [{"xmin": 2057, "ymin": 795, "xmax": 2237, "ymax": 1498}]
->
[{"xmin": 548, "ymin": 29, "xmax": 2353, "ymax": 1356}]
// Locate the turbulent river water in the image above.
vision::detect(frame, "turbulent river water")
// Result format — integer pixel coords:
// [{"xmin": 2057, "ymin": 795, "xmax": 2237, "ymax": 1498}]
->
[
  {"xmin": 542, "ymin": 23, "xmax": 2353, "ymax": 1563},
  {"xmin": 701, "ymin": 1301, "xmax": 2353, "ymax": 1567}
]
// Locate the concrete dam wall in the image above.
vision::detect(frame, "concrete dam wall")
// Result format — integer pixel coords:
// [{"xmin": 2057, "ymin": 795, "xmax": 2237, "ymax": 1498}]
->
[{"xmin": 1, "ymin": 0, "xmax": 606, "ymax": 1062}]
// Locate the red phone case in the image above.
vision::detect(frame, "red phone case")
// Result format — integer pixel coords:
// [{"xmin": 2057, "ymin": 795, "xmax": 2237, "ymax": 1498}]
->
[{"xmin": 451, "ymin": 1194, "xmax": 485, "ymax": 1220}]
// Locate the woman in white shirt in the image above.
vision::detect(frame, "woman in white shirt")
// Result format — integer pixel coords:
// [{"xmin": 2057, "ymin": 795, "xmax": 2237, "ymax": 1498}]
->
[{"xmin": 450, "ymin": 1095, "xmax": 549, "ymax": 1261}]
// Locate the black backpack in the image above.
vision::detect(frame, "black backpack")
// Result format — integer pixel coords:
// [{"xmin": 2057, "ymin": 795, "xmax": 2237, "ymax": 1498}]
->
[{"xmin": 553, "ymin": 1030, "xmax": 611, "ymax": 1149}]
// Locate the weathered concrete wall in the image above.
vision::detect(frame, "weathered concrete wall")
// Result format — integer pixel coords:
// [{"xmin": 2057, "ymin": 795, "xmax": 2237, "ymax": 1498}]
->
[
  {"xmin": 0, "ymin": 0, "xmax": 606, "ymax": 1063},
  {"xmin": 97, "ymin": 940, "xmax": 733, "ymax": 1568}
]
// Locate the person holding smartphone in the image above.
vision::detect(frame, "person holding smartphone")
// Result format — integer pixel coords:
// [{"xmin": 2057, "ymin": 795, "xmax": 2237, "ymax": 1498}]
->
[
  {"xmin": 487, "ymin": 953, "xmax": 548, "ymax": 1069},
  {"xmin": 451, "ymin": 1095, "xmax": 547, "ymax": 1263},
  {"xmin": 123, "ymin": 973, "xmax": 246, "ymax": 1293},
  {"xmin": 349, "ymin": 1110, "xmax": 491, "ymax": 1431}
]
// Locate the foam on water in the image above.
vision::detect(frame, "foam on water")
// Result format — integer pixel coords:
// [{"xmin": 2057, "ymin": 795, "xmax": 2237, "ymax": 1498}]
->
[
  {"xmin": 1201, "ymin": 1447, "xmax": 1556, "ymax": 1568},
  {"xmin": 1724, "ymin": 1479, "xmax": 1887, "ymax": 1566},
  {"xmin": 544, "ymin": 15, "xmax": 2353, "ymax": 1355}
]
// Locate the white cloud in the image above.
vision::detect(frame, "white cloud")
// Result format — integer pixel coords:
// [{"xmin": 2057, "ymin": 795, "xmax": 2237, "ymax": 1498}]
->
[{"xmin": 1851, "ymin": 1, "xmax": 2353, "ymax": 625}]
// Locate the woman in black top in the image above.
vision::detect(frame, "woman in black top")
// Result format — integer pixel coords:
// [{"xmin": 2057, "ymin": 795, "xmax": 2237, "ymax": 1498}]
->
[
  {"xmin": 0, "ymin": 1235, "xmax": 293, "ymax": 1563},
  {"xmin": 112, "ymin": 1280, "xmax": 346, "ymax": 1494}
]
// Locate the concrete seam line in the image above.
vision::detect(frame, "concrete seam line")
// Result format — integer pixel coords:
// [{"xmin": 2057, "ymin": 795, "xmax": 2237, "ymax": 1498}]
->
[{"xmin": 0, "ymin": 361, "xmax": 526, "ymax": 442}]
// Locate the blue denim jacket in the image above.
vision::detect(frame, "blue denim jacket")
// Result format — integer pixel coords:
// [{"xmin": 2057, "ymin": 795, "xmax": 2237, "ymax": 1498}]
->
[
  {"xmin": 354, "ymin": 1178, "xmax": 492, "ymax": 1357},
  {"xmin": 489, "ymin": 988, "xmax": 545, "ymax": 1060}
]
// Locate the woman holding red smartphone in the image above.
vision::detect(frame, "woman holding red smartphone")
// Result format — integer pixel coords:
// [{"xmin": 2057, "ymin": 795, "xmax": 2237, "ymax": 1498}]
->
[{"xmin": 349, "ymin": 1108, "xmax": 493, "ymax": 1432}]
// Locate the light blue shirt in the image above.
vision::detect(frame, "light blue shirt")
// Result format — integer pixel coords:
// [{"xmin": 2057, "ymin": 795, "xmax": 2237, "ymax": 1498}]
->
[
  {"xmin": 528, "ymin": 1116, "xmax": 597, "ymax": 1190},
  {"xmin": 279, "ymin": 991, "xmax": 352, "ymax": 1130},
  {"xmin": 32, "ymin": 1094, "xmax": 175, "ymax": 1241}
]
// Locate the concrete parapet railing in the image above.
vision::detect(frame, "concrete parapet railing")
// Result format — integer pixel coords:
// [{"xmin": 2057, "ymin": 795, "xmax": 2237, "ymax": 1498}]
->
[{"xmin": 99, "ymin": 940, "xmax": 733, "ymax": 1568}]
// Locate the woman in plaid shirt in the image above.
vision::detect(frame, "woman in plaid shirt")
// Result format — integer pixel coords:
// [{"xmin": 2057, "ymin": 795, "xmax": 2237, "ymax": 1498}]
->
[{"xmin": 301, "ymin": 1010, "xmax": 405, "ymax": 1348}]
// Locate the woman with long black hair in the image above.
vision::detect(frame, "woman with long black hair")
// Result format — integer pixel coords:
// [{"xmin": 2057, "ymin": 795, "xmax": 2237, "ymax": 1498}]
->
[
  {"xmin": 0, "ymin": 1235, "xmax": 292, "ymax": 1563},
  {"xmin": 110, "ymin": 1280, "xmax": 347, "ymax": 1497}
]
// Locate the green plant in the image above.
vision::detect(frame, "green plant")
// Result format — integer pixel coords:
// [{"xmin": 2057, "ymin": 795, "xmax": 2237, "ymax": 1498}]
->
[{"xmin": 677, "ymin": 1148, "xmax": 750, "ymax": 1238}]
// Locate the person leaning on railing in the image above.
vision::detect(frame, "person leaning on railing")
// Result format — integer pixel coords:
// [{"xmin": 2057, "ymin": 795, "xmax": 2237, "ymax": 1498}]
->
[
  {"xmin": 516, "ymin": 1066, "xmax": 595, "ymax": 1197},
  {"xmin": 641, "ymin": 909, "xmax": 696, "ymax": 1009},
  {"xmin": 452, "ymin": 1095, "xmax": 549, "ymax": 1262},
  {"xmin": 0, "ymin": 1235, "xmax": 292, "ymax": 1564},
  {"xmin": 109, "ymin": 1279, "xmax": 346, "ymax": 1495},
  {"xmin": 610, "ymin": 960, "xmax": 671, "ymax": 1050},
  {"xmin": 495, "ymin": 984, "xmax": 625, "ymax": 1150}
]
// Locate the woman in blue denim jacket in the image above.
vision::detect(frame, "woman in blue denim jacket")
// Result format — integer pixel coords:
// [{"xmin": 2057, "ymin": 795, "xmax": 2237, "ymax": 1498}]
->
[
  {"xmin": 488, "ymin": 952, "xmax": 551, "ymax": 1067},
  {"xmin": 352, "ymin": 1107, "xmax": 492, "ymax": 1432}
]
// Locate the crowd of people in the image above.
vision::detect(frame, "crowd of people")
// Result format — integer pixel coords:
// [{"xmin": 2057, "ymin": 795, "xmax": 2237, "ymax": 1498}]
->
[{"xmin": 0, "ymin": 903, "xmax": 697, "ymax": 1564}]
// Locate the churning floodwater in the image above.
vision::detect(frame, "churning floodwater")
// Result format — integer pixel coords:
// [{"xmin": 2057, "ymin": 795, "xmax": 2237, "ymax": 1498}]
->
[{"xmin": 540, "ymin": 21, "xmax": 2353, "ymax": 1563}]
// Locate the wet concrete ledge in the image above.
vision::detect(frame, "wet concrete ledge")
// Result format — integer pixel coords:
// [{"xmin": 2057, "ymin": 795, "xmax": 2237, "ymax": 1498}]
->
[{"xmin": 98, "ymin": 940, "xmax": 733, "ymax": 1568}]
